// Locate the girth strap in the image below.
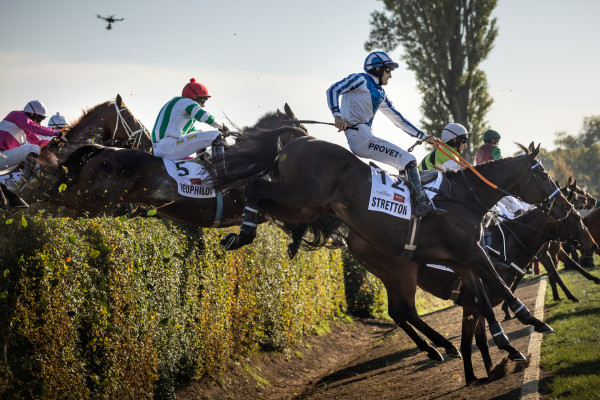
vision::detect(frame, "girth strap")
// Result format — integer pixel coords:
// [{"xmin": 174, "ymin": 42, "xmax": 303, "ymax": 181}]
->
[
  {"xmin": 449, "ymin": 278, "xmax": 463, "ymax": 303},
  {"xmin": 401, "ymin": 215, "xmax": 420, "ymax": 259},
  {"xmin": 210, "ymin": 191, "xmax": 224, "ymax": 228}
]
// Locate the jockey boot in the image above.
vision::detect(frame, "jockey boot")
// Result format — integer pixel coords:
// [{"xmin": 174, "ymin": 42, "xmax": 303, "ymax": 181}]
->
[{"xmin": 405, "ymin": 162, "xmax": 446, "ymax": 218}]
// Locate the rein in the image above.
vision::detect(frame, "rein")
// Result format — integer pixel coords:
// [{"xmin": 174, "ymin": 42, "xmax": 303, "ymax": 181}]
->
[{"xmin": 111, "ymin": 102, "xmax": 151, "ymax": 149}]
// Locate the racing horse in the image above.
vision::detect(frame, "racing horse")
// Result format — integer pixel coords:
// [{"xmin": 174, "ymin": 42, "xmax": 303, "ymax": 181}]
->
[
  {"xmin": 207, "ymin": 132, "xmax": 573, "ymax": 363},
  {"xmin": 1, "ymin": 94, "xmax": 150, "ymax": 209},
  {"xmin": 41, "ymin": 105, "xmax": 307, "ymax": 227},
  {"xmin": 347, "ymin": 203, "xmax": 595, "ymax": 384},
  {"xmin": 62, "ymin": 94, "xmax": 152, "ymax": 152}
]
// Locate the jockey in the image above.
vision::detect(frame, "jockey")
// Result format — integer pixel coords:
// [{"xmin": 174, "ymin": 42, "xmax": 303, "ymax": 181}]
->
[
  {"xmin": 475, "ymin": 129, "xmax": 502, "ymax": 165},
  {"xmin": 326, "ymin": 51, "xmax": 445, "ymax": 217},
  {"xmin": 47, "ymin": 112, "xmax": 68, "ymax": 129},
  {"xmin": 419, "ymin": 123, "xmax": 468, "ymax": 171},
  {"xmin": 152, "ymin": 78, "xmax": 229, "ymax": 160},
  {"xmin": 0, "ymin": 100, "xmax": 63, "ymax": 182}
]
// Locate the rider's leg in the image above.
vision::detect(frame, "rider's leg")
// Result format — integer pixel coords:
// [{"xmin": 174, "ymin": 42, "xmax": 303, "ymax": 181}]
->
[
  {"xmin": 345, "ymin": 125, "xmax": 445, "ymax": 218},
  {"xmin": 153, "ymin": 131, "xmax": 221, "ymax": 160},
  {"xmin": 406, "ymin": 161, "xmax": 447, "ymax": 217},
  {"xmin": 22, "ymin": 152, "xmax": 40, "ymax": 182}
]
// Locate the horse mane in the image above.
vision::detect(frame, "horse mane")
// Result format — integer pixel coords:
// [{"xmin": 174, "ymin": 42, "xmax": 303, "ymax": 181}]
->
[
  {"xmin": 54, "ymin": 144, "xmax": 107, "ymax": 188},
  {"xmin": 443, "ymin": 142, "xmax": 531, "ymax": 181},
  {"xmin": 63, "ymin": 101, "xmax": 112, "ymax": 135}
]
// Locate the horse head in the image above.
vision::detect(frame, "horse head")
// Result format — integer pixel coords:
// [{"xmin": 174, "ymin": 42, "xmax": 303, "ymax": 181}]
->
[
  {"xmin": 555, "ymin": 206, "xmax": 598, "ymax": 256},
  {"xmin": 63, "ymin": 94, "xmax": 152, "ymax": 152},
  {"xmin": 512, "ymin": 142, "xmax": 571, "ymax": 221}
]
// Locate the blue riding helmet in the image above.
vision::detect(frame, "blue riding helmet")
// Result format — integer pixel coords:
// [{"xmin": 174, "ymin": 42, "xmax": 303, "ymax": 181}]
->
[{"xmin": 363, "ymin": 51, "xmax": 399, "ymax": 73}]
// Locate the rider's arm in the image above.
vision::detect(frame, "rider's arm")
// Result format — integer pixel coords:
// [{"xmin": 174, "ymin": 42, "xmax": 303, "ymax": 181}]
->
[
  {"xmin": 184, "ymin": 103, "xmax": 223, "ymax": 130},
  {"xmin": 378, "ymin": 97, "xmax": 425, "ymax": 140},
  {"xmin": 491, "ymin": 146, "xmax": 502, "ymax": 160},
  {"xmin": 13, "ymin": 113, "xmax": 61, "ymax": 146},
  {"xmin": 326, "ymin": 73, "xmax": 362, "ymax": 118}
]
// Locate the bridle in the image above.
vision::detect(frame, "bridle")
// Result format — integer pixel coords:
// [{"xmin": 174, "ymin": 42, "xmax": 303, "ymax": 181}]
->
[{"xmin": 111, "ymin": 102, "xmax": 151, "ymax": 149}]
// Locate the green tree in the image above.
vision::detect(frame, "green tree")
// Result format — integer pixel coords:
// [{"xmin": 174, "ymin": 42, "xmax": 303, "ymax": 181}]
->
[{"xmin": 366, "ymin": 0, "xmax": 498, "ymax": 161}]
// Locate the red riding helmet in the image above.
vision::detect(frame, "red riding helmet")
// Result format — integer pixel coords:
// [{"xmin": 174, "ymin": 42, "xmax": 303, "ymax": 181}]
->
[{"xmin": 182, "ymin": 78, "xmax": 211, "ymax": 99}]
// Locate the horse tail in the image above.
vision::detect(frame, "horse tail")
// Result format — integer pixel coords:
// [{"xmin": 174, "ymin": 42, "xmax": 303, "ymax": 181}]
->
[
  {"xmin": 277, "ymin": 215, "xmax": 348, "ymax": 252},
  {"xmin": 55, "ymin": 144, "xmax": 106, "ymax": 188},
  {"xmin": 207, "ymin": 127, "xmax": 308, "ymax": 189}
]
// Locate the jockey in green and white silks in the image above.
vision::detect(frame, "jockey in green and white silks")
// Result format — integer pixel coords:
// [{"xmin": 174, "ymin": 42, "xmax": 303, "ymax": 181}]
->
[
  {"xmin": 152, "ymin": 78, "xmax": 227, "ymax": 160},
  {"xmin": 419, "ymin": 123, "xmax": 469, "ymax": 171}
]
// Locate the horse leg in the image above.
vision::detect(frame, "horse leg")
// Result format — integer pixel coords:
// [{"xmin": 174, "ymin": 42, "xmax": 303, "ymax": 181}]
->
[
  {"xmin": 460, "ymin": 308, "xmax": 479, "ymax": 385},
  {"xmin": 501, "ymin": 277, "xmax": 522, "ymax": 320},
  {"xmin": 541, "ymin": 251, "xmax": 579, "ymax": 302},
  {"xmin": 558, "ymin": 248, "xmax": 600, "ymax": 284},
  {"xmin": 460, "ymin": 246, "xmax": 552, "ymax": 333},
  {"xmin": 458, "ymin": 271, "xmax": 526, "ymax": 361},
  {"xmin": 284, "ymin": 223, "xmax": 307, "ymax": 260},
  {"xmin": 0, "ymin": 185, "xmax": 9, "ymax": 210},
  {"xmin": 222, "ymin": 177, "xmax": 321, "ymax": 250},
  {"xmin": 1, "ymin": 184, "xmax": 28, "ymax": 208},
  {"xmin": 385, "ymin": 285, "xmax": 447, "ymax": 362}
]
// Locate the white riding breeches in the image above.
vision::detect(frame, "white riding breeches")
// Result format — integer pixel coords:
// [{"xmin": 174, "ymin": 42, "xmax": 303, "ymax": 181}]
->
[
  {"xmin": 345, "ymin": 124, "xmax": 415, "ymax": 171},
  {"xmin": 153, "ymin": 130, "xmax": 220, "ymax": 160},
  {"xmin": 0, "ymin": 144, "xmax": 41, "ymax": 171}
]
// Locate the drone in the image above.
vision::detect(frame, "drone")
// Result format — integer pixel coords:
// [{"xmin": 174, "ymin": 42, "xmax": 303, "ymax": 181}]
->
[{"xmin": 96, "ymin": 14, "xmax": 124, "ymax": 30}]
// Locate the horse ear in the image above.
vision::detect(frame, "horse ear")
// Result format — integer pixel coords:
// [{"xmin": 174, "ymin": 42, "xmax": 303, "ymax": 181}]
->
[
  {"xmin": 568, "ymin": 176, "xmax": 574, "ymax": 186},
  {"xmin": 284, "ymin": 103, "xmax": 297, "ymax": 120},
  {"xmin": 116, "ymin": 94, "xmax": 123, "ymax": 108}
]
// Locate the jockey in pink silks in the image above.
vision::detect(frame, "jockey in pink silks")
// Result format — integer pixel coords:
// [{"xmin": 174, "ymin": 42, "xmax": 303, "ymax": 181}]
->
[{"xmin": 0, "ymin": 100, "xmax": 63, "ymax": 182}]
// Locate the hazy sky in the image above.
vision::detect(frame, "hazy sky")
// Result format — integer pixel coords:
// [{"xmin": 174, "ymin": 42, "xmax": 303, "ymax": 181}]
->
[{"xmin": 1, "ymin": 0, "xmax": 599, "ymax": 163}]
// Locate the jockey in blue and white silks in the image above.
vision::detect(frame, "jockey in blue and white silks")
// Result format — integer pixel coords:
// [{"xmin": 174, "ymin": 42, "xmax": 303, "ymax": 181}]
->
[{"xmin": 326, "ymin": 51, "xmax": 445, "ymax": 217}]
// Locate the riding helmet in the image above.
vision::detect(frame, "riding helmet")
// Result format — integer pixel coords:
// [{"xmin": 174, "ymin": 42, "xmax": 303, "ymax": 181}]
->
[
  {"xmin": 48, "ymin": 112, "xmax": 68, "ymax": 129},
  {"xmin": 483, "ymin": 129, "xmax": 501, "ymax": 143},
  {"xmin": 23, "ymin": 100, "xmax": 47, "ymax": 117},
  {"xmin": 441, "ymin": 123, "xmax": 469, "ymax": 143},
  {"xmin": 182, "ymin": 78, "xmax": 211, "ymax": 99},
  {"xmin": 363, "ymin": 51, "xmax": 399, "ymax": 73}
]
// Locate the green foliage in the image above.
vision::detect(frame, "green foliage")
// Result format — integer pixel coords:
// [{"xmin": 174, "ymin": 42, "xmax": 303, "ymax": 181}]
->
[
  {"xmin": 0, "ymin": 216, "xmax": 344, "ymax": 399},
  {"xmin": 540, "ymin": 266, "xmax": 600, "ymax": 399},
  {"xmin": 342, "ymin": 248, "xmax": 387, "ymax": 318},
  {"xmin": 538, "ymin": 116, "xmax": 600, "ymax": 196},
  {"xmin": 366, "ymin": 0, "xmax": 498, "ymax": 161}
]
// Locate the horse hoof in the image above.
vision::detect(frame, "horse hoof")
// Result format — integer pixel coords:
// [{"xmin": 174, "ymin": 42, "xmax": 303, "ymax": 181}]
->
[
  {"xmin": 427, "ymin": 349, "xmax": 444, "ymax": 362},
  {"xmin": 593, "ymin": 278, "xmax": 600, "ymax": 285},
  {"xmin": 445, "ymin": 346, "xmax": 462, "ymax": 358},
  {"xmin": 221, "ymin": 233, "xmax": 241, "ymax": 250},
  {"xmin": 508, "ymin": 351, "xmax": 527, "ymax": 362},
  {"xmin": 503, "ymin": 314, "xmax": 514, "ymax": 321},
  {"xmin": 534, "ymin": 323, "xmax": 554, "ymax": 333},
  {"xmin": 287, "ymin": 243, "xmax": 299, "ymax": 260}
]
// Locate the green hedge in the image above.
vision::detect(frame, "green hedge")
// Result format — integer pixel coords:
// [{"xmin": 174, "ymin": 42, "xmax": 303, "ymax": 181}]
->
[{"xmin": 0, "ymin": 214, "xmax": 344, "ymax": 399}]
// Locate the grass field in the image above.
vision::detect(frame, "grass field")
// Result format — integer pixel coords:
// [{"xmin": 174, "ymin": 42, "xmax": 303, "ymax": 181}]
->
[{"xmin": 540, "ymin": 260, "xmax": 600, "ymax": 399}]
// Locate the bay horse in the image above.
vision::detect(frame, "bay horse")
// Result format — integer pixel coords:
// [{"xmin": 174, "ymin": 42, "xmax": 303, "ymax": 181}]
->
[
  {"xmin": 206, "ymin": 131, "xmax": 573, "ymax": 362},
  {"xmin": 40, "ymin": 105, "xmax": 307, "ymax": 226},
  {"xmin": 1, "ymin": 95, "xmax": 151, "ymax": 209},
  {"xmin": 346, "ymin": 204, "xmax": 596, "ymax": 384}
]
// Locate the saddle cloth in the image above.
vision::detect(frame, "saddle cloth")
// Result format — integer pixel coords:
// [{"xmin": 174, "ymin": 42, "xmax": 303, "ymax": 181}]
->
[
  {"xmin": 162, "ymin": 159, "xmax": 216, "ymax": 199},
  {"xmin": 368, "ymin": 166, "xmax": 443, "ymax": 219},
  {"xmin": 0, "ymin": 171, "xmax": 23, "ymax": 191}
]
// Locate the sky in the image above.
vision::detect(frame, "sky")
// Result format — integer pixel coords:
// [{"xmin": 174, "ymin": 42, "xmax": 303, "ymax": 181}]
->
[{"xmin": 1, "ymin": 0, "xmax": 599, "ymax": 164}]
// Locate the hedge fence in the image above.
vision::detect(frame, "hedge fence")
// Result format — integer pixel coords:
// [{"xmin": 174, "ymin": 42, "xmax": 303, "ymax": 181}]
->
[{"xmin": 0, "ymin": 214, "xmax": 347, "ymax": 399}]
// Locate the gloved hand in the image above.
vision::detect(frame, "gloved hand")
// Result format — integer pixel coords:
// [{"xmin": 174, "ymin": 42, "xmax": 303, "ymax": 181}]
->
[
  {"xmin": 334, "ymin": 116, "xmax": 347, "ymax": 132},
  {"xmin": 219, "ymin": 124, "xmax": 230, "ymax": 135}
]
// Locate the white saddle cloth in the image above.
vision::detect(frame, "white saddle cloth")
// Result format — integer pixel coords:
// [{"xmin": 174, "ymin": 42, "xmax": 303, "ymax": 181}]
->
[{"xmin": 162, "ymin": 159, "xmax": 216, "ymax": 198}]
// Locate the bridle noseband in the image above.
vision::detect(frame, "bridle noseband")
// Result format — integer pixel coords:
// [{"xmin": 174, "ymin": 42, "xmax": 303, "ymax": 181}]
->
[{"xmin": 111, "ymin": 102, "xmax": 151, "ymax": 149}]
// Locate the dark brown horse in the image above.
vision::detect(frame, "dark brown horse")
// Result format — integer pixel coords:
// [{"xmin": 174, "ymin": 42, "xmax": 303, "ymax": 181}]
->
[
  {"xmin": 346, "ymin": 205, "xmax": 596, "ymax": 384},
  {"xmin": 40, "ymin": 105, "xmax": 307, "ymax": 226},
  {"xmin": 207, "ymin": 131, "xmax": 573, "ymax": 362}
]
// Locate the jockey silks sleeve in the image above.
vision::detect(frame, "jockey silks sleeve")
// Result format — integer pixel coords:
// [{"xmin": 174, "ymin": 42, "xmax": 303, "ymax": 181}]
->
[
  {"xmin": 326, "ymin": 72, "xmax": 425, "ymax": 140},
  {"xmin": 152, "ymin": 96, "xmax": 222, "ymax": 143}
]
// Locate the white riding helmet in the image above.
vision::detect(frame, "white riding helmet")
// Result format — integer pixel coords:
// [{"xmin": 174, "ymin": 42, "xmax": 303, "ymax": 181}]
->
[
  {"xmin": 363, "ymin": 51, "xmax": 399, "ymax": 72},
  {"xmin": 23, "ymin": 100, "xmax": 48, "ymax": 117},
  {"xmin": 48, "ymin": 112, "xmax": 68, "ymax": 129},
  {"xmin": 441, "ymin": 123, "xmax": 469, "ymax": 143}
]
